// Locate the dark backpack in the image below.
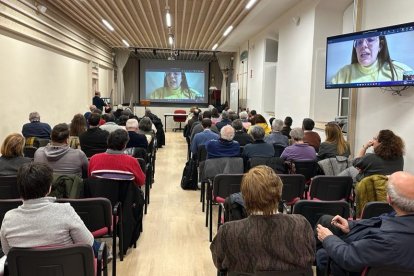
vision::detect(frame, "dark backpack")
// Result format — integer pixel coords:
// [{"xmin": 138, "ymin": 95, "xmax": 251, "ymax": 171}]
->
[
  {"xmin": 224, "ymin": 195, "xmax": 247, "ymax": 222},
  {"xmin": 181, "ymin": 159, "xmax": 198, "ymax": 190}
]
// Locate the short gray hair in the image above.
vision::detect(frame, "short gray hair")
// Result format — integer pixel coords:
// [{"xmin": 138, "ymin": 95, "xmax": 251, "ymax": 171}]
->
[
  {"xmin": 239, "ymin": 111, "xmax": 248, "ymax": 120},
  {"xmin": 272, "ymin": 119, "xmax": 284, "ymax": 132},
  {"xmin": 250, "ymin": 125, "xmax": 265, "ymax": 141},
  {"xmin": 232, "ymin": 119, "xmax": 243, "ymax": 131},
  {"xmin": 290, "ymin": 128, "xmax": 304, "ymax": 141},
  {"xmin": 29, "ymin": 112, "xmax": 40, "ymax": 122},
  {"xmin": 387, "ymin": 178, "xmax": 414, "ymax": 213},
  {"xmin": 221, "ymin": 111, "xmax": 229, "ymax": 120},
  {"xmin": 220, "ymin": 125, "xmax": 235, "ymax": 141},
  {"xmin": 139, "ymin": 117, "xmax": 152, "ymax": 132},
  {"xmin": 126, "ymin": 119, "xmax": 138, "ymax": 130}
]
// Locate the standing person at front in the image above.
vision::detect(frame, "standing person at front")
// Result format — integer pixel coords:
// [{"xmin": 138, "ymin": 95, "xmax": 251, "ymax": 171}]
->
[
  {"xmin": 92, "ymin": 91, "xmax": 107, "ymax": 111},
  {"xmin": 211, "ymin": 166, "xmax": 315, "ymax": 273}
]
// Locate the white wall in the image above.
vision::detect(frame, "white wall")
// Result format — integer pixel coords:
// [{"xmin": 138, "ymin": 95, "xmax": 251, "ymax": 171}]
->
[
  {"xmin": 354, "ymin": 0, "xmax": 414, "ymax": 173},
  {"xmin": 0, "ymin": 32, "xmax": 90, "ymax": 143}
]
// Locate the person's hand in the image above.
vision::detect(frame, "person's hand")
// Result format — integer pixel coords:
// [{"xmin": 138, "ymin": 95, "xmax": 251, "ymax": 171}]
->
[
  {"xmin": 364, "ymin": 140, "xmax": 374, "ymax": 149},
  {"xmin": 331, "ymin": 215, "xmax": 350, "ymax": 234},
  {"xmin": 316, "ymin": 224, "xmax": 333, "ymax": 242}
]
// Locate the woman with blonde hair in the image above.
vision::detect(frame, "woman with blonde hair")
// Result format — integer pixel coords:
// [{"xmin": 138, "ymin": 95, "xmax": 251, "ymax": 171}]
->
[
  {"xmin": 211, "ymin": 165, "xmax": 315, "ymax": 273},
  {"xmin": 0, "ymin": 133, "xmax": 31, "ymax": 175},
  {"xmin": 317, "ymin": 122, "xmax": 350, "ymax": 160},
  {"xmin": 68, "ymin": 114, "xmax": 87, "ymax": 149}
]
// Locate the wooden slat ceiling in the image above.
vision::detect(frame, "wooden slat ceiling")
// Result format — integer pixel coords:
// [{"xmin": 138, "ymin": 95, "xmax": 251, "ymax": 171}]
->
[{"xmin": 44, "ymin": 0, "xmax": 254, "ymax": 54}]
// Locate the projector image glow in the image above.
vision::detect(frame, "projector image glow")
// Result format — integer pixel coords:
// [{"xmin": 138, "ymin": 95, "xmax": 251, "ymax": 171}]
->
[{"xmin": 167, "ymin": 56, "xmax": 175, "ymax": 60}]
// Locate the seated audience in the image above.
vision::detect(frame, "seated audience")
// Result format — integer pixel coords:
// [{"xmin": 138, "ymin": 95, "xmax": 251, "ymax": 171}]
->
[
  {"xmin": 206, "ymin": 125, "xmax": 240, "ymax": 159},
  {"xmin": 79, "ymin": 113, "xmax": 109, "ymax": 157},
  {"xmin": 280, "ymin": 128, "xmax": 316, "ymax": 161},
  {"xmin": 211, "ymin": 165, "xmax": 315, "ymax": 273},
  {"xmin": 0, "ymin": 133, "xmax": 31, "ymax": 176},
  {"xmin": 114, "ymin": 104, "xmax": 124, "ymax": 120},
  {"xmin": 281, "ymin": 116, "xmax": 293, "ymax": 138},
  {"xmin": 138, "ymin": 117, "xmax": 155, "ymax": 144},
  {"xmin": 21, "ymin": 111, "xmax": 51, "ymax": 139},
  {"xmin": 125, "ymin": 119, "xmax": 148, "ymax": 149},
  {"xmin": 34, "ymin": 123, "xmax": 88, "ymax": 177},
  {"xmin": 316, "ymin": 171, "xmax": 414, "ymax": 275},
  {"xmin": 239, "ymin": 111, "xmax": 251, "ymax": 130},
  {"xmin": 242, "ymin": 126, "xmax": 275, "ymax": 159},
  {"xmin": 100, "ymin": 113, "xmax": 124, "ymax": 133},
  {"xmin": 211, "ymin": 108, "xmax": 221, "ymax": 125},
  {"xmin": 216, "ymin": 111, "xmax": 232, "ymax": 132},
  {"xmin": 317, "ymin": 122, "xmax": 350, "ymax": 160},
  {"xmin": 249, "ymin": 114, "xmax": 271, "ymax": 135},
  {"xmin": 83, "ymin": 104, "xmax": 96, "ymax": 124},
  {"xmin": 0, "ymin": 162, "xmax": 94, "ymax": 260},
  {"xmin": 88, "ymin": 129, "xmax": 145, "ymax": 187},
  {"xmin": 118, "ymin": 115, "xmax": 129, "ymax": 126},
  {"xmin": 232, "ymin": 119, "xmax": 253, "ymax": 146},
  {"xmin": 302, "ymin": 118, "xmax": 321, "ymax": 151},
  {"xmin": 68, "ymin": 114, "xmax": 87, "ymax": 149},
  {"xmin": 190, "ymin": 118, "xmax": 219, "ymax": 156},
  {"xmin": 264, "ymin": 119, "xmax": 289, "ymax": 147},
  {"xmin": 190, "ymin": 111, "xmax": 219, "ymax": 141},
  {"xmin": 339, "ymin": 129, "xmax": 404, "ymax": 182},
  {"xmin": 248, "ymin": 109, "xmax": 256, "ymax": 122},
  {"xmin": 228, "ymin": 110, "xmax": 238, "ymax": 121},
  {"xmin": 145, "ymin": 109, "xmax": 165, "ymax": 148}
]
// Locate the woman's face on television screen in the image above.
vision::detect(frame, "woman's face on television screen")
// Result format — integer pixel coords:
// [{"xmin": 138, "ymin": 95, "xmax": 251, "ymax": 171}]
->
[
  {"xmin": 354, "ymin": 36, "xmax": 381, "ymax": 67},
  {"xmin": 166, "ymin": 72, "xmax": 182, "ymax": 89}
]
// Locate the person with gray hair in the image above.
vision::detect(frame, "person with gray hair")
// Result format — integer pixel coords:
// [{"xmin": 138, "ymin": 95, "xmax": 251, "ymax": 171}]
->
[
  {"xmin": 232, "ymin": 119, "xmax": 253, "ymax": 146},
  {"xmin": 264, "ymin": 119, "xmax": 289, "ymax": 147},
  {"xmin": 280, "ymin": 128, "xmax": 316, "ymax": 161},
  {"xmin": 205, "ymin": 125, "xmax": 240, "ymax": 159},
  {"xmin": 216, "ymin": 111, "xmax": 232, "ymax": 132},
  {"xmin": 125, "ymin": 119, "xmax": 148, "ymax": 149},
  {"xmin": 239, "ymin": 111, "xmax": 251, "ymax": 130},
  {"xmin": 21, "ymin": 111, "xmax": 52, "ymax": 139},
  {"xmin": 316, "ymin": 171, "xmax": 414, "ymax": 275},
  {"xmin": 242, "ymin": 125, "xmax": 275, "ymax": 159}
]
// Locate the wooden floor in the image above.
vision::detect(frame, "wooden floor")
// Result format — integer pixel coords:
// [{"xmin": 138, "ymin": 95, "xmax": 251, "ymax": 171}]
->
[{"xmin": 116, "ymin": 131, "xmax": 217, "ymax": 276}]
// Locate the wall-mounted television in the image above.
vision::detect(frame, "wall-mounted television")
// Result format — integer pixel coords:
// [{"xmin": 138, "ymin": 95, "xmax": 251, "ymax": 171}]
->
[
  {"xmin": 325, "ymin": 22, "xmax": 414, "ymax": 89},
  {"xmin": 139, "ymin": 59, "xmax": 209, "ymax": 105}
]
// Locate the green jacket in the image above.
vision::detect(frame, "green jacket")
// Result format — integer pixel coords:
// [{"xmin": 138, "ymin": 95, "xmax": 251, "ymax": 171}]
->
[
  {"xmin": 50, "ymin": 174, "xmax": 84, "ymax": 198},
  {"xmin": 355, "ymin": 174, "xmax": 388, "ymax": 217}
]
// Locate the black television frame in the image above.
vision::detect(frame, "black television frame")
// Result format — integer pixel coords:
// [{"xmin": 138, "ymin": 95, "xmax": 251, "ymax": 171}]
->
[{"xmin": 325, "ymin": 22, "xmax": 414, "ymax": 89}]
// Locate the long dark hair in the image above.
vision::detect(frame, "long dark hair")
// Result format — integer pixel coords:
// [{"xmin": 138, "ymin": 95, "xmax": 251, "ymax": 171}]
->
[
  {"xmin": 351, "ymin": 36, "xmax": 397, "ymax": 80},
  {"xmin": 163, "ymin": 71, "xmax": 197, "ymax": 98},
  {"xmin": 374, "ymin": 129, "xmax": 405, "ymax": 160}
]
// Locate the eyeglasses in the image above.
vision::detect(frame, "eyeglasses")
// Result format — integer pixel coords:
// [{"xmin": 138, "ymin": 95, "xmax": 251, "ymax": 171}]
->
[{"xmin": 354, "ymin": 37, "xmax": 379, "ymax": 48}]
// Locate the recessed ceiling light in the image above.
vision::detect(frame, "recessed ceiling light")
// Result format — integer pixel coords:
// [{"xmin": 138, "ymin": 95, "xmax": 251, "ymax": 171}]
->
[
  {"xmin": 102, "ymin": 19, "xmax": 114, "ymax": 31},
  {"xmin": 223, "ymin": 26, "xmax": 233, "ymax": 37},
  {"xmin": 212, "ymin": 43, "xmax": 218, "ymax": 51},
  {"xmin": 245, "ymin": 0, "xmax": 257, "ymax": 9},
  {"xmin": 122, "ymin": 39, "xmax": 129, "ymax": 47}
]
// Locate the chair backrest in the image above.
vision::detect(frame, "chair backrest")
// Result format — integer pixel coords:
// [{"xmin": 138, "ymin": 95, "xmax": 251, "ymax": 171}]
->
[
  {"xmin": 203, "ymin": 157, "xmax": 244, "ymax": 180},
  {"xmin": 360, "ymin": 201, "xmax": 395, "ymax": 219},
  {"xmin": 125, "ymin": 147, "xmax": 148, "ymax": 161},
  {"xmin": 278, "ymin": 174, "xmax": 305, "ymax": 205},
  {"xmin": 291, "ymin": 161, "xmax": 319, "ymax": 182},
  {"xmin": 292, "ymin": 200, "xmax": 350, "ymax": 229},
  {"xmin": 309, "ymin": 176, "xmax": 353, "ymax": 201},
  {"xmin": 7, "ymin": 244, "xmax": 95, "ymax": 276},
  {"xmin": 364, "ymin": 266, "xmax": 414, "ymax": 276},
  {"xmin": 273, "ymin": 144, "xmax": 286, "ymax": 157},
  {"xmin": 23, "ymin": 146, "xmax": 37, "ymax": 158},
  {"xmin": 197, "ymin": 145, "xmax": 208, "ymax": 164},
  {"xmin": 0, "ymin": 199, "xmax": 23, "ymax": 229},
  {"xmin": 173, "ymin": 109, "xmax": 187, "ymax": 122},
  {"xmin": 84, "ymin": 177, "xmax": 131, "ymax": 207},
  {"xmin": 0, "ymin": 176, "xmax": 20, "ymax": 199},
  {"xmin": 248, "ymin": 157, "xmax": 286, "ymax": 174},
  {"xmin": 84, "ymin": 147, "xmax": 107, "ymax": 158},
  {"xmin": 56, "ymin": 198, "xmax": 112, "ymax": 235},
  {"xmin": 213, "ymin": 174, "xmax": 244, "ymax": 199}
]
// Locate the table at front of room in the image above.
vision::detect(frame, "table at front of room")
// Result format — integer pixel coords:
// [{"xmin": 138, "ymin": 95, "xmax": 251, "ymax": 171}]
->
[{"xmin": 163, "ymin": 113, "xmax": 188, "ymax": 132}]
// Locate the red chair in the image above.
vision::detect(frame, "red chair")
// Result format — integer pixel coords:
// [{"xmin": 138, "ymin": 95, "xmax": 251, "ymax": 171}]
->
[{"xmin": 172, "ymin": 109, "xmax": 187, "ymax": 132}]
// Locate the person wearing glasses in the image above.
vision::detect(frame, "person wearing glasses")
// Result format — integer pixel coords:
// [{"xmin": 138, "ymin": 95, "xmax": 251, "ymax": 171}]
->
[
  {"xmin": 339, "ymin": 129, "xmax": 404, "ymax": 182},
  {"xmin": 150, "ymin": 71, "xmax": 202, "ymax": 100},
  {"xmin": 331, "ymin": 35, "xmax": 412, "ymax": 84}
]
